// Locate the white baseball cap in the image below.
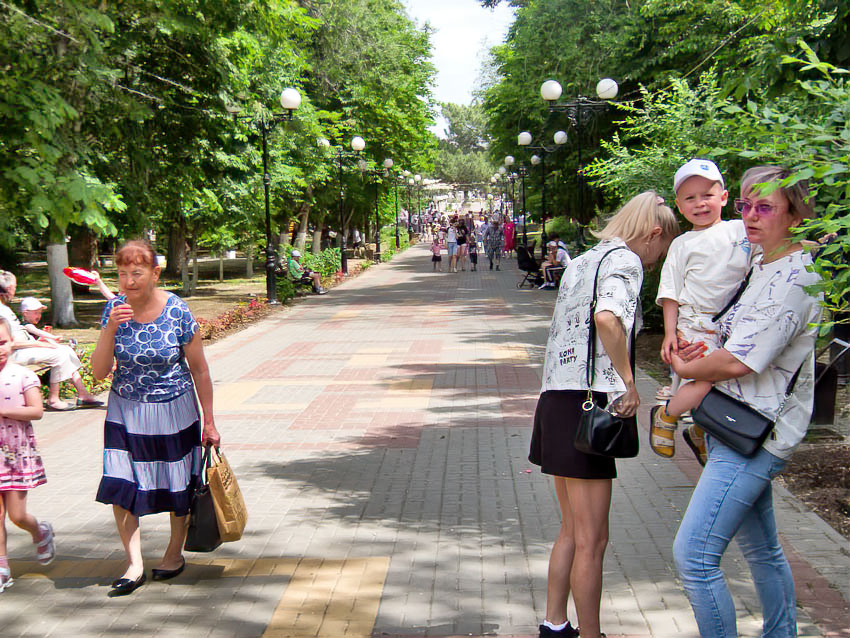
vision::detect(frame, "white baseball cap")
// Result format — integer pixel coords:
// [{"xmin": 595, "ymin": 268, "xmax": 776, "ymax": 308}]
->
[
  {"xmin": 20, "ymin": 297, "xmax": 47, "ymax": 312},
  {"xmin": 291, "ymin": 249, "xmax": 301, "ymax": 257},
  {"xmin": 673, "ymin": 159, "xmax": 725, "ymax": 193}
]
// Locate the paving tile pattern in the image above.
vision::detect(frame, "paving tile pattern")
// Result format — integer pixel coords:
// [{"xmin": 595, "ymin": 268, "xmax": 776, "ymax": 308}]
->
[{"xmin": 1, "ymin": 244, "xmax": 846, "ymax": 638}]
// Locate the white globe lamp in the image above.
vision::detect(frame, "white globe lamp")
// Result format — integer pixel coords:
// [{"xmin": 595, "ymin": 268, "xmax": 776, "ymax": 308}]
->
[
  {"xmin": 596, "ymin": 78, "xmax": 618, "ymax": 100},
  {"xmin": 540, "ymin": 80, "xmax": 563, "ymax": 102}
]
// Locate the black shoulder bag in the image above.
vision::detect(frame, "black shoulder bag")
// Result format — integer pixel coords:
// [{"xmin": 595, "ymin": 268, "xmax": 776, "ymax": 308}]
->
[
  {"xmin": 691, "ymin": 270, "xmax": 803, "ymax": 456},
  {"xmin": 574, "ymin": 247, "xmax": 640, "ymax": 458},
  {"xmin": 184, "ymin": 446, "xmax": 222, "ymax": 552}
]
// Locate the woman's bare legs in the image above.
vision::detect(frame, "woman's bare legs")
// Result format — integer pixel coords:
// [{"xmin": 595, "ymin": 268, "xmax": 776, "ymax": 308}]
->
[
  {"xmin": 157, "ymin": 513, "xmax": 187, "ymax": 571},
  {"xmin": 545, "ymin": 477, "xmax": 576, "ymax": 626},
  {"xmin": 113, "ymin": 505, "xmax": 144, "ymax": 580},
  {"xmin": 545, "ymin": 477, "xmax": 612, "ymax": 638}
]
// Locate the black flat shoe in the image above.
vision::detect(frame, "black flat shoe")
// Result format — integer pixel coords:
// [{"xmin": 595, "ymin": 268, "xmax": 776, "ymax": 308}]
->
[
  {"xmin": 109, "ymin": 572, "xmax": 146, "ymax": 596},
  {"xmin": 151, "ymin": 558, "xmax": 185, "ymax": 581}
]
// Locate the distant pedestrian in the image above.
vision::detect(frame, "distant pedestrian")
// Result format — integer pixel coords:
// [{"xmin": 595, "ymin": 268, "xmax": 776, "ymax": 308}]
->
[
  {"xmin": 0, "ymin": 317, "xmax": 56, "ymax": 594},
  {"xmin": 468, "ymin": 238, "xmax": 479, "ymax": 271},
  {"xmin": 456, "ymin": 220, "xmax": 470, "ymax": 271},
  {"xmin": 529, "ymin": 192, "xmax": 678, "ymax": 638},
  {"xmin": 446, "ymin": 221, "xmax": 459, "ymax": 273},
  {"xmin": 503, "ymin": 217, "xmax": 516, "ymax": 257},
  {"xmin": 484, "ymin": 218, "xmax": 504, "ymax": 270},
  {"xmin": 91, "ymin": 240, "xmax": 221, "ymax": 596},
  {"xmin": 430, "ymin": 237, "xmax": 443, "ymax": 272}
]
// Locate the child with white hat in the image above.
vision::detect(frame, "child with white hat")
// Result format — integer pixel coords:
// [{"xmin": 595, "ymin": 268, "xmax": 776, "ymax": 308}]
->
[{"xmin": 650, "ymin": 159, "xmax": 757, "ymax": 465}]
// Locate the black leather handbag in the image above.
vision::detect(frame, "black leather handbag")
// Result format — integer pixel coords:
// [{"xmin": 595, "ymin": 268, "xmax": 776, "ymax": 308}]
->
[
  {"xmin": 691, "ymin": 389, "xmax": 774, "ymax": 456},
  {"xmin": 184, "ymin": 447, "xmax": 222, "ymax": 553},
  {"xmin": 574, "ymin": 247, "xmax": 640, "ymax": 459}
]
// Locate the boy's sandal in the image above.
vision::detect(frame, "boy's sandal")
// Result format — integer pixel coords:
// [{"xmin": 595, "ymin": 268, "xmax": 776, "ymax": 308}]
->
[
  {"xmin": 649, "ymin": 405, "xmax": 676, "ymax": 458},
  {"xmin": 683, "ymin": 427, "xmax": 708, "ymax": 467}
]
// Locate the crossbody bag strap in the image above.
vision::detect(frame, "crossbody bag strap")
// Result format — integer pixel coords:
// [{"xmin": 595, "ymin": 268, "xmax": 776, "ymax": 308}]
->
[
  {"xmin": 712, "ymin": 268, "xmax": 752, "ymax": 324},
  {"xmin": 586, "ymin": 246, "xmax": 633, "ymax": 389}
]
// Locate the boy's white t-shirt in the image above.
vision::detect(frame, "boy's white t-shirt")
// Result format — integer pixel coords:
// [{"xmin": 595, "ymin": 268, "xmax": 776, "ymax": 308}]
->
[
  {"xmin": 656, "ymin": 219, "xmax": 755, "ymax": 347},
  {"xmin": 715, "ymin": 251, "xmax": 822, "ymax": 458}
]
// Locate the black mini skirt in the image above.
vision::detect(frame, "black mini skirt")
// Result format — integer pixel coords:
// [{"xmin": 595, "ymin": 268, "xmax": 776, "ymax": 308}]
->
[{"xmin": 529, "ymin": 390, "xmax": 617, "ymax": 479}]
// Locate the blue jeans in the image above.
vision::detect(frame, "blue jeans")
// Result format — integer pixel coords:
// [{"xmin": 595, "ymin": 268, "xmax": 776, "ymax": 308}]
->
[{"xmin": 673, "ymin": 436, "xmax": 796, "ymax": 637}]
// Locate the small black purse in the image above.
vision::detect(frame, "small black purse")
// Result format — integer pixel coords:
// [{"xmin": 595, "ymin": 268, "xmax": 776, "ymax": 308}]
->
[
  {"xmin": 691, "ymin": 389, "xmax": 775, "ymax": 456},
  {"xmin": 574, "ymin": 247, "xmax": 640, "ymax": 459},
  {"xmin": 184, "ymin": 447, "xmax": 222, "ymax": 553}
]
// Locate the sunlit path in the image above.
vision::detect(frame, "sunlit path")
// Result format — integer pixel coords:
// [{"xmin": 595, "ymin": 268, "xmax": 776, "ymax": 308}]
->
[{"xmin": 4, "ymin": 244, "xmax": 846, "ymax": 638}]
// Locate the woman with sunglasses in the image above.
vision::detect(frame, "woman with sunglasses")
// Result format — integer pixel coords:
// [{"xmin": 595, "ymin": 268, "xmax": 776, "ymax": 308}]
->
[{"xmin": 669, "ymin": 166, "xmax": 822, "ymax": 637}]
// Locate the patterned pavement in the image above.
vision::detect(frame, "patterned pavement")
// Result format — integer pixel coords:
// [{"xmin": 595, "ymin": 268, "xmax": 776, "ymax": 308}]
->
[{"xmin": 2, "ymin": 243, "xmax": 848, "ymax": 637}]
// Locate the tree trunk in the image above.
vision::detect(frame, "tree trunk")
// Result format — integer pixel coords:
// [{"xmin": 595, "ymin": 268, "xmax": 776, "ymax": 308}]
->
[
  {"xmin": 68, "ymin": 226, "xmax": 98, "ymax": 270},
  {"xmin": 311, "ymin": 228, "xmax": 322, "ymax": 254},
  {"xmin": 245, "ymin": 244, "xmax": 254, "ymax": 278},
  {"xmin": 166, "ymin": 218, "xmax": 187, "ymax": 277},
  {"xmin": 296, "ymin": 207, "xmax": 309, "ymax": 252},
  {"xmin": 47, "ymin": 241, "xmax": 77, "ymax": 327}
]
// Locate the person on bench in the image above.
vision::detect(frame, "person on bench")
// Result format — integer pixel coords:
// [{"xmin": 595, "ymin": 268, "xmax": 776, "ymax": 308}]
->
[
  {"xmin": 539, "ymin": 236, "xmax": 571, "ymax": 290},
  {"xmin": 0, "ymin": 272, "xmax": 103, "ymax": 411},
  {"xmin": 288, "ymin": 250, "xmax": 327, "ymax": 295}
]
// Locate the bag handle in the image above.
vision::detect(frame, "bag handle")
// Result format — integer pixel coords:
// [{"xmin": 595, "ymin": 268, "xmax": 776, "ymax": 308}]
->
[{"xmin": 585, "ymin": 246, "xmax": 636, "ymax": 390}]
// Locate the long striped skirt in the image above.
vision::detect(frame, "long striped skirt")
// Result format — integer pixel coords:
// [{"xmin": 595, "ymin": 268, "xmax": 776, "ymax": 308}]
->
[{"xmin": 96, "ymin": 389, "xmax": 202, "ymax": 517}]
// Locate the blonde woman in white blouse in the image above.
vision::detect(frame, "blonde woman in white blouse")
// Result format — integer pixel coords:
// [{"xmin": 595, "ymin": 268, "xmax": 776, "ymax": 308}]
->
[{"xmin": 529, "ymin": 192, "xmax": 679, "ymax": 638}]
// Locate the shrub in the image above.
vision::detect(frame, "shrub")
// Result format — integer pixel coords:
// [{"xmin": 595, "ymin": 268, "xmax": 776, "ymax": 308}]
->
[{"xmin": 378, "ymin": 225, "xmax": 410, "ymax": 261}]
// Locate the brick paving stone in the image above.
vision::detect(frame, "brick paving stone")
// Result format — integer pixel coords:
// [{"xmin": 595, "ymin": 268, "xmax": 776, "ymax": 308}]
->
[{"xmin": 1, "ymin": 243, "xmax": 846, "ymax": 638}]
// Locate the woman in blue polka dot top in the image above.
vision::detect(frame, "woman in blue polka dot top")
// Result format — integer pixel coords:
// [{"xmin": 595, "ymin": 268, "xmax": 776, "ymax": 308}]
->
[{"xmin": 91, "ymin": 240, "xmax": 220, "ymax": 596}]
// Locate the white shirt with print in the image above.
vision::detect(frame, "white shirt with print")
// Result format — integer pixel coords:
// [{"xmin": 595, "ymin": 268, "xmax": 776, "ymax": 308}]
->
[
  {"xmin": 657, "ymin": 220, "xmax": 755, "ymax": 344},
  {"xmin": 541, "ymin": 238, "xmax": 643, "ymax": 398},
  {"xmin": 715, "ymin": 250, "xmax": 822, "ymax": 459}
]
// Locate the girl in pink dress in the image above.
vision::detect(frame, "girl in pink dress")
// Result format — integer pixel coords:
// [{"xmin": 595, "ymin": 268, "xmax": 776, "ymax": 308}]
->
[
  {"xmin": 503, "ymin": 219, "xmax": 516, "ymax": 257},
  {"xmin": 0, "ymin": 317, "xmax": 55, "ymax": 593}
]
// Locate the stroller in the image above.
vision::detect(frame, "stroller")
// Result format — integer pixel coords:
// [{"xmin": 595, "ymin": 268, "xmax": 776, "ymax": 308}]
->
[{"xmin": 516, "ymin": 244, "xmax": 543, "ymax": 289}]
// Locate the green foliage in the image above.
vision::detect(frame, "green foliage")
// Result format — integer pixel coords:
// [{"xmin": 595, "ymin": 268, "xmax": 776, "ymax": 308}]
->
[
  {"xmin": 585, "ymin": 69, "xmax": 750, "ymax": 203},
  {"xmin": 275, "ymin": 277, "xmax": 298, "ymax": 304},
  {"xmin": 379, "ymin": 224, "xmax": 410, "ymax": 262},
  {"xmin": 545, "ymin": 216, "xmax": 582, "ymax": 253}
]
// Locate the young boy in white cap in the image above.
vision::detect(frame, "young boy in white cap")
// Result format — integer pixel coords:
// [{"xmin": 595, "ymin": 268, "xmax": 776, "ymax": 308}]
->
[
  {"xmin": 19, "ymin": 297, "xmax": 62, "ymax": 344},
  {"xmin": 650, "ymin": 159, "xmax": 757, "ymax": 464}
]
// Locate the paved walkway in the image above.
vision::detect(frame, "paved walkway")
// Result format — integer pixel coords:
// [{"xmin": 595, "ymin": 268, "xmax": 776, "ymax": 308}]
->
[{"xmin": 2, "ymin": 244, "xmax": 848, "ymax": 638}]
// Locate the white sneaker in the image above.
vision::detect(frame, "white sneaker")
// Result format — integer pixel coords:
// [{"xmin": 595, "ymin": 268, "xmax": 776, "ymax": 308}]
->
[
  {"xmin": 0, "ymin": 566, "xmax": 13, "ymax": 593},
  {"xmin": 36, "ymin": 522, "xmax": 55, "ymax": 565}
]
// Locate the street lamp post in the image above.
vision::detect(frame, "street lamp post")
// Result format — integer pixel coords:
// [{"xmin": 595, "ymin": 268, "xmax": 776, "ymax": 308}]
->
[
  {"xmin": 393, "ymin": 167, "xmax": 401, "ymax": 249},
  {"xmin": 518, "ymin": 164, "xmax": 528, "ymax": 246},
  {"xmin": 541, "ymin": 78, "xmax": 618, "ymax": 243},
  {"xmin": 518, "ymin": 129, "xmax": 567, "ymax": 259},
  {"xmin": 414, "ymin": 174, "xmax": 422, "ymax": 233},
  {"xmin": 232, "ymin": 87, "xmax": 301, "ymax": 304},
  {"xmin": 330, "ymin": 135, "xmax": 366, "ymax": 276},
  {"xmin": 361, "ymin": 158, "xmax": 393, "ymax": 262}
]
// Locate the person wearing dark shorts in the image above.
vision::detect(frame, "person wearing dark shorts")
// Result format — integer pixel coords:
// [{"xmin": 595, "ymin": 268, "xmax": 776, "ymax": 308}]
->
[{"xmin": 528, "ymin": 192, "xmax": 678, "ymax": 638}]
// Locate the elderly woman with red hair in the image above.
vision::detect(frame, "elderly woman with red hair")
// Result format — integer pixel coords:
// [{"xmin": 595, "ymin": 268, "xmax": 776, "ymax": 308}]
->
[{"xmin": 91, "ymin": 240, "xmax": 220, "ymax": 596}]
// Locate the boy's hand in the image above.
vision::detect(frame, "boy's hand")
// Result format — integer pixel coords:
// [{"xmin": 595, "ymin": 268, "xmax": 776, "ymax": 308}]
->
[{"xmin": 660, "ymin": 334, "xmax": 678, "ymax": 365}]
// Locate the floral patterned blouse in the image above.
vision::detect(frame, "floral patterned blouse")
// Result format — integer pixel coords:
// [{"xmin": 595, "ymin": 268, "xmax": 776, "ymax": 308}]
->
[{"xmin": 541, "ymin": 239, "xmax": 643, "ymax": 398}]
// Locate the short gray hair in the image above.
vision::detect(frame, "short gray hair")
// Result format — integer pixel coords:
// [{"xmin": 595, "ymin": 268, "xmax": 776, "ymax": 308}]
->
[{"xmin": 0, "ymin": 270, "xmax": 15, "ymax": 303}]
